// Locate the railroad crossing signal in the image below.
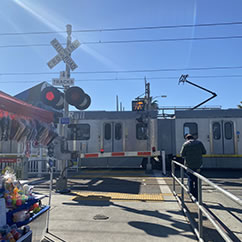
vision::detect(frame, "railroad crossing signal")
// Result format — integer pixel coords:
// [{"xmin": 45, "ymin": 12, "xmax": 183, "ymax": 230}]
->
[
  {"xmin": 40, "ymin": 85, "xmax": 91, "ymax": 110},
  {"xmin": 40, "ymin": 86, "xmax": 64, "ymax": 110},
  {"xmin": 47, "ymin": 38, "xmax": 80, "ymax": 71},
  {"xmin": 46, "ymin": 25, "xmax": 91, "ymax": 110},
  {"xmin": 65, "ymin": 86, "xmax": 91, "ymax": 110}
]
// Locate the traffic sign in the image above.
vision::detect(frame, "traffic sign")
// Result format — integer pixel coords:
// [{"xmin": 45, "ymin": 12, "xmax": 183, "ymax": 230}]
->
[
  {"xmin": 52, "ymin": 78, "xmax": 75, "ymax": 86},
  {"xmin": 61, "ymin": 117, "xmax": 70, "ymax": 124},
  {"xmin": 47, "ymin": 38, "xmax": 80, "ymax": 71},
  {"xmin": 47, "ymin": 55, "xmax": 62, "ymax": 69},
  {"xmin": 65, "ymin": 40, "xmax": 80, "ymax": 55}
]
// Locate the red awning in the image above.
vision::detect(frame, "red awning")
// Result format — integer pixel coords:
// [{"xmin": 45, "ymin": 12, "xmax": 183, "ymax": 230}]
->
[{"xmin": 0, "ymin": 91, "xmax": 53, "ymax": 123}]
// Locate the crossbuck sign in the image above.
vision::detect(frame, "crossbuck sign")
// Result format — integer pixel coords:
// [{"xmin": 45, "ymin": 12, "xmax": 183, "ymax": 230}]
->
[{"xmin": 47, "ymin": 38, "xmax": 80, "ymax": 71}]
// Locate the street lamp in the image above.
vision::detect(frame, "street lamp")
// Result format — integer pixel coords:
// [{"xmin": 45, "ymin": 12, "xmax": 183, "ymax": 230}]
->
[{"xmin": 152, "ymin": 95, "xmax": 167, "ymax": 100}]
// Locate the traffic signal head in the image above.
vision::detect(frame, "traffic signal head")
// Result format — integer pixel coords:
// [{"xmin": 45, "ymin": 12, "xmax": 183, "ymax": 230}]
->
[
  {"xmin": 47, "ymin": 143, "xmax": 55, "ymax": 157},
  {"xmin": 41, "ymin": 86, "xmax": 64, "ymax": 110},
  {"xmin": 136, "ymin": 114, "xmax": 148, "ymax": 125},
  {"xmin": 132, "ymin": 100, "xmax": 145, "ymax": 111},
  {"xmin": 71, "ymin": 152, "xmax": 78, "ymax": 160}
]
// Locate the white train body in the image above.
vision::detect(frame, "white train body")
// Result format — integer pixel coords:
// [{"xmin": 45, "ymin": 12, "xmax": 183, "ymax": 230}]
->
[
  {"xmin": 66, "ymin": 111, "xmax": 159, "ymax": 167},
  {"xmin": 158, "ymin": 109, "xmax": 242, "ymax": 169}
]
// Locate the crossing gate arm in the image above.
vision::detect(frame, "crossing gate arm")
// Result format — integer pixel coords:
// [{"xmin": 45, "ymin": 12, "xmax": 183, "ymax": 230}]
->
[{"xmin": 80, "ymin": 151, "xmax": 161, "ymax": 159}]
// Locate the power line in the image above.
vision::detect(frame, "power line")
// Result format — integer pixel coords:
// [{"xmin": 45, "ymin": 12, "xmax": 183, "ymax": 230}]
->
[
  {"xmin": 0, "ymin": 43, "xmax": 53, "ymax": 48},
  {"xmin": 82, "ymin": 35, "xmax": 242, "ymax": 44},
  {"xmin": 1, "ymin": 21, "xmax": 242, "ymax": 36},
  {"xmin": 1, "ymin": 35, "xmax": 242, "ymax": 48},
  {"xmin": 1, "ymin": 74, "xmax": 242, "ymax": 84},
  {"xmin": 1, "ymin": 65, "xmax": 242, "ymax": 76},
  {"xmin": 71, "ymin": 74, "xmax": 242, "ymax": 81}
]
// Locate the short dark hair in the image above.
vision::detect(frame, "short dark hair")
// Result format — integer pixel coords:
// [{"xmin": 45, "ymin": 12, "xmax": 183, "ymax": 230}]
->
[{"xmin": 185, "ymin": 134, "xmax": 194, "ymax": 140}]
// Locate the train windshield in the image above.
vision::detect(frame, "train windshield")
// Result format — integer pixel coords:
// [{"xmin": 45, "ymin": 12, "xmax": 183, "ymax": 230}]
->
[
  {"xmin": 68, "ymin": 124, "xmax": 90, "ymax": 140},
  {"xmin": 136, "ymin": 123, "xmax": 148, "ymax": 140}
]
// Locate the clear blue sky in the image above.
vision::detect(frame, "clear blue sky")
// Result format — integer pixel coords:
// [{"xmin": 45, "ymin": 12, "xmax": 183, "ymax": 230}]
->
[{"xmin": 0, "ymin": 0, "xmax": 242, "ymax": 111}]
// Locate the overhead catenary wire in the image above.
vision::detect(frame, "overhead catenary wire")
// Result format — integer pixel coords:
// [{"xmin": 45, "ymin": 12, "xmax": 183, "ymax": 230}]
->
[
  {"xmin": 1, "ymin": 74, "xmax": 242, "ymax": 84},
  {"xmin": 1, "ymin": 21, "xmax": 242, "ymax": 36},
  {"xmin": 1, "ymin": 65, "xmax": 242, "ymax": 76},
  {"xmin": 2, "ymin": 35, "xmax": 242, "ymax": 48}
]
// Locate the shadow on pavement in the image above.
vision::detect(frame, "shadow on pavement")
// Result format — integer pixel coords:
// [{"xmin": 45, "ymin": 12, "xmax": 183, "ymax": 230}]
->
[
  {"xmin": 68, "ymin": 177, "xmax": 141, "ymax": 194},
  {"xmin": 63, "ymin": 195, "xmax": 196, "ymax": 240},
  {"xmin": 128, "ymin": 221, "xmax": 195, "ymax": 239},
  {"xmin": 43, "ymin": 231, "xmax": 66, "ymax": 242},
  {"xmin": 205, "ymin": 202, "xmax": 242, "ymax": 223}
]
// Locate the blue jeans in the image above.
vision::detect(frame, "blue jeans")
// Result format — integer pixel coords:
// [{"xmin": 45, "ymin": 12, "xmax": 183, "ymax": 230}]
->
[{"xmin": 187, "ymin": 170, "xmax": 198, "ymax": 199}]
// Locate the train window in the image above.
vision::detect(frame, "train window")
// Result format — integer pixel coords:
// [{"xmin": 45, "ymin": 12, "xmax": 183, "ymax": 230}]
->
[
  {"xmin": 104, "ymin": 123, "xmax": 111, "ymax": 140},
  {"xmin": 183, "ymin": 123, "xmax": 198, "ymax": 138},
  {"xmin": 136, "ymin": 123, "xmax": 147, "ymax": 140},
  {"xmin": 115, "ymin": 123, "xmax": 122, "ymax": 140},
  {"xmin": 213, "ymin": 122, "xmax": 221, "ymax": 140},
  {"xmin": 69, "ymin": 124, "xmax": 90, "ymax": 140},
  {"xmin": 224, "ymin": 122, "xmax": 233, "ymax": 140}
]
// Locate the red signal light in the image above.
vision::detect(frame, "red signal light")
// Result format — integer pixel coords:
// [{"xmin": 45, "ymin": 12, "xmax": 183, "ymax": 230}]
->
[
  {"xmin": 41, "ymin": 86, "xmax": 63, "ymax": 109},
  {"xmin": 152, "ymin": 146, "xmax": 156, "ymax": 152},
  {"xmin": 100, "ymin": 148, "xmax": 104, "ymax": 153},
  {"xmin": 46, "ymin": 91, "xmax": 55, "ymax": 101}
]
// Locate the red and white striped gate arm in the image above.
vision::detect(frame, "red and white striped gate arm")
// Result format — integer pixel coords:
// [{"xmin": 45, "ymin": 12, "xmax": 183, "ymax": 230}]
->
[{"xmin": 80, "ymin": 151, "xmax": 161, "ymax": 159}]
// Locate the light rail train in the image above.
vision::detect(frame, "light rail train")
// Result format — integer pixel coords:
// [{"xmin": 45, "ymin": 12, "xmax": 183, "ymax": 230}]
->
[
  {"xmin": 66, "ymin": 108, "xmax": 242, "ymax": 169},
  {"xmin": 66, "ymin": 110, "xmax": 159, "ymax": 168}
]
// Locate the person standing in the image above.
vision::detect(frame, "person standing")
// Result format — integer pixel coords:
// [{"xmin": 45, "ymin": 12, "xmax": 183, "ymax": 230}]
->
[{"xmin": 180, "ymin": 134, "xmax": 206, "ymax": 199}]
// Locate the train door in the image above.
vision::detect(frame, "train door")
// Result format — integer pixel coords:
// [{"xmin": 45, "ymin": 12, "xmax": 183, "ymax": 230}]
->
[
  {"xmin": 211, "ymin": 120, "xmax": 235, "ymax": 154},
  {"xmin": 103, "ymin": 122, "xmax": 123, "ymax": 152}
]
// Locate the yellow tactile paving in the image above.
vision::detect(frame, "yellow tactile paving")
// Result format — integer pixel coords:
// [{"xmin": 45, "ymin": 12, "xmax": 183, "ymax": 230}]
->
[
  {"xmin": 72, "ymin": 191, "xmax": 164, "ymax": 201},
  {"xmin": 75, "ymin": 170, "xmax": 146, "ymax": 174}
]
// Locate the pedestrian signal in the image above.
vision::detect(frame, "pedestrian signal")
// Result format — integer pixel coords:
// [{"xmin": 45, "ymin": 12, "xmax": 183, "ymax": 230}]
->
[{"xmin": 132, "ymin": 100, "xmax": 145, "ymax": 111}]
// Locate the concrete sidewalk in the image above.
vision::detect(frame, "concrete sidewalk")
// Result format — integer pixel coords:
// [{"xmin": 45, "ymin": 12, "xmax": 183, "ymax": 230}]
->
[{"xmin": 33, "ymin": 170, "xmax": 197, "ymax": 242}]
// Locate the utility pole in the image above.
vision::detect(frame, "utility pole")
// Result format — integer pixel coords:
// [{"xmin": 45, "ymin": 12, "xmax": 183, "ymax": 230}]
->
[
  {"xmin": 116, "ymin": 95, "xmax": 119, "ymax": 111},
  {"xmin": 145, "ymin": 79, "xmax": 152, "ymax": 172}
]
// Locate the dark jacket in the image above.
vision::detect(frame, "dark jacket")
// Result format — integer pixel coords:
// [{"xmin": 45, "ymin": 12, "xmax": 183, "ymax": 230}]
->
[{"xmin": 180, "ymin": 139, "xmax": 206, "ymax": 169}]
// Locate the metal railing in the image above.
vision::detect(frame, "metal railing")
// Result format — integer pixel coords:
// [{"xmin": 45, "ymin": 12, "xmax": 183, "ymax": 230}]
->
[
  {"xmin": 28, "ymin": 159, "xmax": 61, "ymax": 176},
  {"xmin": 171, "ymin": 160, "xmax": 242, "ymax": 242}
]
